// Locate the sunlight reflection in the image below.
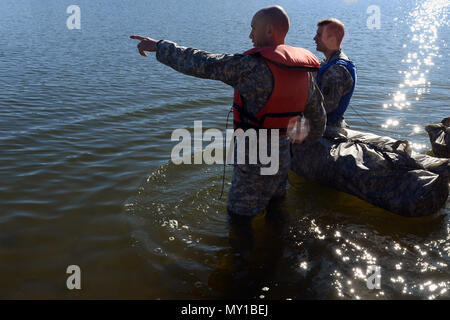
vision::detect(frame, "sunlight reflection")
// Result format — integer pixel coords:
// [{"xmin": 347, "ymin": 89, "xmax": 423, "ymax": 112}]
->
[
  {"xmin": 381, "ymin": 0, "xmax": 448, "ymax": 143},
  {"xmin": 381, "ymin": 118, "xmax": 399, "ymax": 128}
]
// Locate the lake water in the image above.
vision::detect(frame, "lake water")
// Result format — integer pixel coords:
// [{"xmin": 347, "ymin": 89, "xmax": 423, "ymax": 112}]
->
[{"xmin": 0, "ymin": 0, "xmax": 449, "ymax": 299}]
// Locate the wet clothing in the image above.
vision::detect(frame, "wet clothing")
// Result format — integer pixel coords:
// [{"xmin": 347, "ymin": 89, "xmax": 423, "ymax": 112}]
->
[
  {"xmin": 317, "ymin": 49, "xmax": 355, "ymax": 126},
  {"xmin": 156, "ymin": 40, "xmax": 326, "ymax": 215}
]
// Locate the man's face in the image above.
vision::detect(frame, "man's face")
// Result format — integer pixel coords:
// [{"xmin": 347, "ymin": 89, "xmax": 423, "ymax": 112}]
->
[
  {"xmin": 249, "ymin": 13, "xmax": 269, "ymax": 47},
  {"xmin": 314, "ymin": 25, "xmax": 332, "ymax": 53}
]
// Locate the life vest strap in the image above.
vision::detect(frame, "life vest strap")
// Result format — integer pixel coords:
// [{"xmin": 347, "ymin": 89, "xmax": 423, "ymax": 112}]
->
[
  {"xmin": 232, "ymin": 120, "xmax": 288, "ymax": 133},
  {"xmin": 233, "ymin": 102, "xmax": 302, "ymax": 134},
  {"xmin": 263, "ymin": 56, "xmax": 320, "ymax": 72},
  {"xmin": 260, "ymin": 111, "xmax": 304, "ymax": 122},
  {"xmin": 232, "ymin": 102, "xmax": 262, "ymax": 126}
]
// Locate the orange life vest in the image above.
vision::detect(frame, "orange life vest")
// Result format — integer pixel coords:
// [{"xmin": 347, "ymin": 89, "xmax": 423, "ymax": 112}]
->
[{"xmin": 233, "ymin": 45, "xmax": 320, "ymax": 133}]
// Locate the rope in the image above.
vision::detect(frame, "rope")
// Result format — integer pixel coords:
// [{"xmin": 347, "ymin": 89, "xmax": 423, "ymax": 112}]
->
[{"xmin": 218, "ymin": 107, "xmax": 233, "ymax": 200}]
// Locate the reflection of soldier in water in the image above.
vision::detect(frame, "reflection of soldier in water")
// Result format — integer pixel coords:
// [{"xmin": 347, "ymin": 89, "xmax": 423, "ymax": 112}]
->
[{"xmin": 209, "ymin": 208, "xmax": 289, "ymax": 299}]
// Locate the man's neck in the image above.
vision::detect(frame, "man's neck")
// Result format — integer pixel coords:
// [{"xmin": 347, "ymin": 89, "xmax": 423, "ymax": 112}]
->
[
  {"xmin": 324, "ymin": 48, "xmax": 341, "ymax": 61},
  {"xmin": 265, "ymin": 38, "xmax": 285, "ymax": 47}
]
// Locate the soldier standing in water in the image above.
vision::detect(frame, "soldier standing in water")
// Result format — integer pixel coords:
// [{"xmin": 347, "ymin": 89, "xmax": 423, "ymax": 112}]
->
[{"xmin": 131, "ymin": 6, "xmax": 325, "ymax": 221}]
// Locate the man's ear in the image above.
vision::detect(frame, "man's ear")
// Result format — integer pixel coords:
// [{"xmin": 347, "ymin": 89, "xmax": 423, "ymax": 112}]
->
[
  {"xmin": 330, "ymin": 35, "xmax": 338, "ymax": 47},
  {"xmin": 266, "ymin": 24, "xmax": 273, "ymax": 36}
]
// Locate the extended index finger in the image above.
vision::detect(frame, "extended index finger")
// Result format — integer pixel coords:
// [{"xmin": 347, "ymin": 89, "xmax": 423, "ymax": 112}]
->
[{"xmin": 130, "ymin": 35, "xmax": 146, "ymax": 41}]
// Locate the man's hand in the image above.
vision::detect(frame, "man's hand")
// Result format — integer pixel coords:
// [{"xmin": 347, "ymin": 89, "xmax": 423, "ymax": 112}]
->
[{"xmin": 130, "ymin": 35, "xmax": 158, "ymax": 56}]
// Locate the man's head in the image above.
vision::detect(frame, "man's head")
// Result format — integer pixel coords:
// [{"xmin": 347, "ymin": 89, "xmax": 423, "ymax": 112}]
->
[
  {"xmin": 249, "ymin": 5, "xmax": 290, "ymax": 47},
  {"xmin": 314, "ymin": 18, "xmax": 345, "ymax": 56}
]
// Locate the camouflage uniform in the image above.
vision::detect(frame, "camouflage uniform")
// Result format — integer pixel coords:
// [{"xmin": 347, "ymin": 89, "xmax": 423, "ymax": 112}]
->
[
  {"xmin": 156, "ymin": 40, "xmax": 326, "ymax": 216},
  {"xmin": 425, "ymin": 117, "xmax": 450, "ymax": 158},
  {"xmin": 318, "ymin": 49, "xmax": 354, "ymax": 128}
]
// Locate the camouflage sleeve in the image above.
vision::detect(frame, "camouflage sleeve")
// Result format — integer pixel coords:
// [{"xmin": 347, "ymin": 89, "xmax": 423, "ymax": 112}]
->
[
  {"xmin": 302, "ymin": 72, "xmax": 326, "ymax": 144},
  {"xmin": 156, "ymin": 40, "xmax": 254, "ymax": 88},
  {"xmin": 319, "ymin": 64, "xmax": 354, "ymax": 114}
]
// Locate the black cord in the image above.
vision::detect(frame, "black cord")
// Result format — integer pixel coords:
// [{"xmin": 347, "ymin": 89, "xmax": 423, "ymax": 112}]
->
[
  {"xmin": 349, "ymin": 104, "xmax": 373, "ymax": 127},
  {"xmin": 219, "ymin": 107, "xmax": 233, "ymax": 200}
]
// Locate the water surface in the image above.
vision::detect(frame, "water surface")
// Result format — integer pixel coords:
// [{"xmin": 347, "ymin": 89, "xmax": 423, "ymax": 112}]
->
[{"xmin": 0, "ymin": 0, "xmax": 449, "ymax": 299}]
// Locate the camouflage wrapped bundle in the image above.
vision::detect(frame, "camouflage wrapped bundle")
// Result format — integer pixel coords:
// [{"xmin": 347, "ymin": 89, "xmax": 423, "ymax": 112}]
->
[
  {"xmin": 291, "ymin": 127, "xmax": 449, "ymax": 217},
  {"xmin": 425, "ymin": 117, "xmax": 450, "ymax": 158}
]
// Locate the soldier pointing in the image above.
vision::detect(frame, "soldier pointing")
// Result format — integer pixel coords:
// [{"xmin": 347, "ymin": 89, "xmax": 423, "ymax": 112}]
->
[{"xmin": 131, "ymin": 5, "xmax": 326, "ymax": 219}]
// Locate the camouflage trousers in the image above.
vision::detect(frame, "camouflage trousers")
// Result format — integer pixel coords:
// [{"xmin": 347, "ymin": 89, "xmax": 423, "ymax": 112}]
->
[
  {"xmin": 226, "ymin": 137, "xmax": 291, "ymax": 216},
  {"xmin": 227, "ymin": 164, "xmax": 289, "ymax": 216}
]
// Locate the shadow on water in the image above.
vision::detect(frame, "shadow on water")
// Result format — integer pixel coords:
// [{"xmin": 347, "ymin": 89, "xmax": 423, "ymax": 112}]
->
[
  {"xmin": 124, "ymin": 157, "xmax": 449, "ymax": 299},
  {"xmin": 125, "ymin": 158, "xmax": 295, "ymax": 299}
]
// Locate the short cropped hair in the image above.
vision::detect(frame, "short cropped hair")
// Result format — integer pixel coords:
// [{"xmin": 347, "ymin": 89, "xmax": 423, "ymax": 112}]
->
[
  {"xmin": 317, "ymin": 18, "xmax": 345, "ymax": 44},
  {"xmin": 259, "ymin": 5, "xmax": 290, "ymax": 35}
]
